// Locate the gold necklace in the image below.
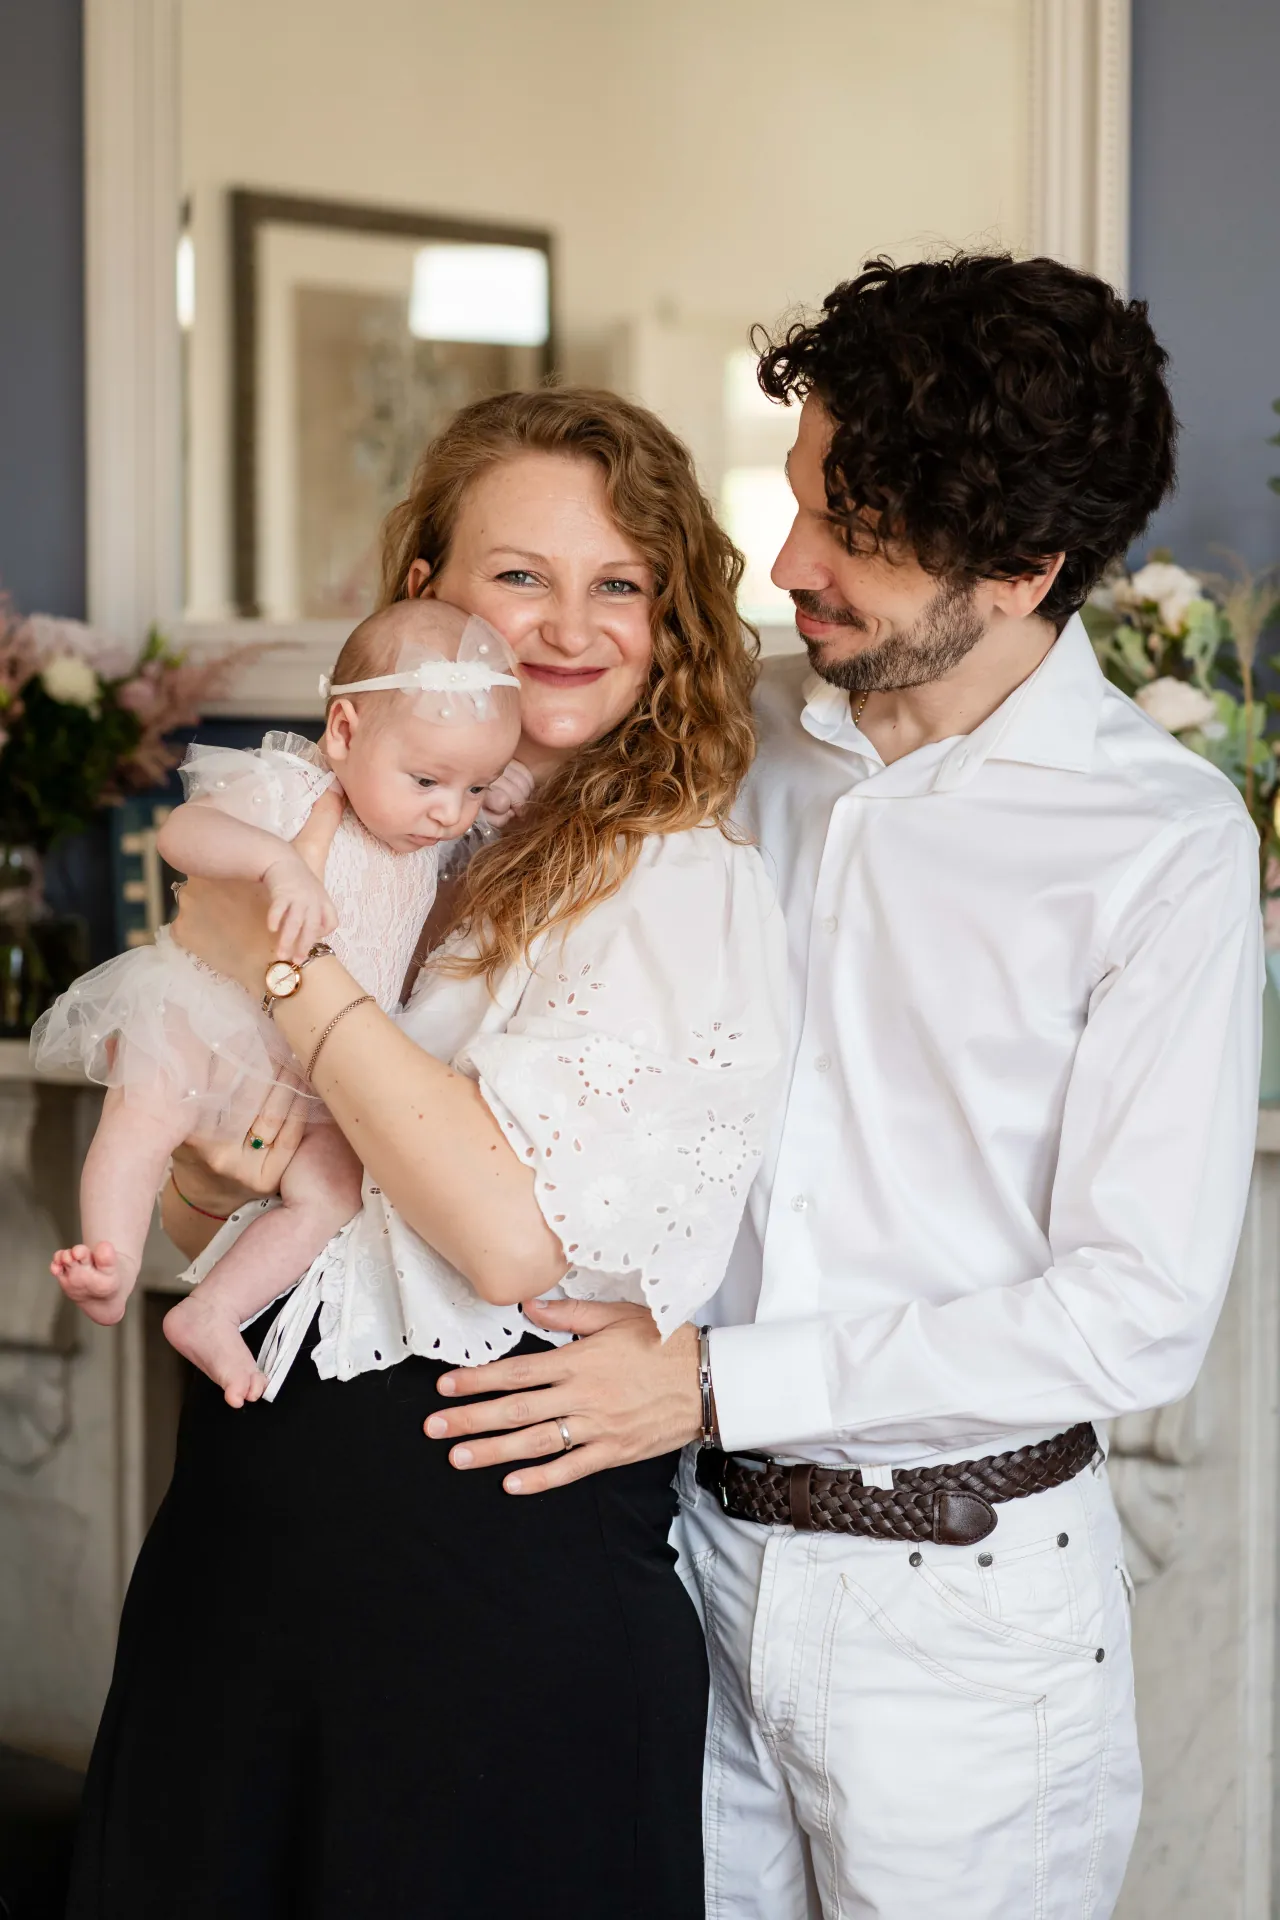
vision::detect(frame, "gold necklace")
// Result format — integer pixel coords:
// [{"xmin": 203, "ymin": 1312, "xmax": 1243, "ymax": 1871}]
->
[{"xmin": 853, "ymin": 691, "xmax": 870, "ymax": 728}]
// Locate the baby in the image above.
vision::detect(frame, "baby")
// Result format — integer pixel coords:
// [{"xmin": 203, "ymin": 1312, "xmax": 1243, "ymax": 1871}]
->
[{"xmin": 33, "ymin": 599, "xmax": 526, "ymax": 1405}]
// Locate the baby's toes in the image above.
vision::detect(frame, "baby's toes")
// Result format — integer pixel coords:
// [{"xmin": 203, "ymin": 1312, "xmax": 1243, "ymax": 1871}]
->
[{"xmin": 58, "ymin": 1263, "xmax": 98, "ymax": 1299}]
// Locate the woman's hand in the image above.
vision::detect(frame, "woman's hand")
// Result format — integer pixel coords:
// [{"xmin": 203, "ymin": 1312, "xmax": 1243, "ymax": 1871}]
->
[
  {"xmin": 161, "ymin": 1081, "xmax": 312, "ymax": 1257},
  {"xmin": 170, "ymin": 787, "xmax": 346, "ymax": 994}
]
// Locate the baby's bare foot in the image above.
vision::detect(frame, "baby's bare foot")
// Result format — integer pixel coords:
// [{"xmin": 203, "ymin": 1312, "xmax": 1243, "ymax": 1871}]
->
[
  {"xmin": 51, "ymin": 1242, "xmax": 133, "ymax": 1325},
  {"xmin": 164, "ymin": 1292, "xmax": 269, "ymax": 1408}
]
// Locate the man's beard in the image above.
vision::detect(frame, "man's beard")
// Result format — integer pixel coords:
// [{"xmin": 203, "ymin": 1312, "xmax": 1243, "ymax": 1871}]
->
[{"xmin": 794, "ymin": 577, "xmax": 985, "ymax": 692}]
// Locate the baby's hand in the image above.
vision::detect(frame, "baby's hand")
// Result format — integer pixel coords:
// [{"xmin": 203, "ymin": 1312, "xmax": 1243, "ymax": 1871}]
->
[
  {"xmin": 481, "ymin": 758, "xmax": 535, "ymax": 827},
  {"xmin": 52, "ymin": 1242, "xmax": 131, "ymax": 1325},
  {"xmin": 263, "ymin": 853, "xmax": 338, "ymax": 962}
]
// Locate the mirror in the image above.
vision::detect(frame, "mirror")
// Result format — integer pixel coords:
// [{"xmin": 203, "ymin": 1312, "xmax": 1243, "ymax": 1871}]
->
[{"xmin": 177, "ymin": 0, "xmax": 1038, "ymax": 644}]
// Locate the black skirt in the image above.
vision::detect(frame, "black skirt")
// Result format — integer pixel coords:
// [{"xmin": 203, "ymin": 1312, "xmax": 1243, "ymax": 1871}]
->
[{"xmin": 68, "ymin": 1314, "xmax": 708, "ymax": 1919}]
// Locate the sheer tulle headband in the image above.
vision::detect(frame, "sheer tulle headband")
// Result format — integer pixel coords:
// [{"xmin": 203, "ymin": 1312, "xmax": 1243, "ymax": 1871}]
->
[
  {"xmin": 318, "ymin": 662, "xmax": 521, "ymax": 697},
  {"xmin": 319, "ymin": 615, "xmax": 521, "ymax": 723}
]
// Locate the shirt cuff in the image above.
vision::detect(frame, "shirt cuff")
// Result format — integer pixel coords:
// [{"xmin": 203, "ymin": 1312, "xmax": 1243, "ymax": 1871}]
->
[{"xmin": 709, "ymin": 1317, "xmax": 834, "ymax": 1453}]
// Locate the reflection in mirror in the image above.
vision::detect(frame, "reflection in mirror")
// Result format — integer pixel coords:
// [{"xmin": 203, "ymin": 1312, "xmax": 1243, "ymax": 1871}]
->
[{"xmin": 179, "ymin": 0, "xmax": 1035, "ymax": 642}]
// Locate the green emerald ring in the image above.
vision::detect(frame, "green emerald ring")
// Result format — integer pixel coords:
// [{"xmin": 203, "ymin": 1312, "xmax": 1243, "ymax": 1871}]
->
[{"xmin": 249, "ymin": 1135, "xmax": 265, "ymax": 1151}]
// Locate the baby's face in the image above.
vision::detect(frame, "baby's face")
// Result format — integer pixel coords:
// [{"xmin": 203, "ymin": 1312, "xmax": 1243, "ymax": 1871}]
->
[{"xmin": 327, "ymin": 704, "xmax": 520, "ymax": 853}]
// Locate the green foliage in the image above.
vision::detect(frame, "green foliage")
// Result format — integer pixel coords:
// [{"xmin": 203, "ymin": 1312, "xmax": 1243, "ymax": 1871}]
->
[
  {"xmin": 1191, "ymin": 690, "xmax": 1276, "ymax": 793},
  {"xmin": 0, "ymin": 679, "xmax": 143, "ymax": 851}
]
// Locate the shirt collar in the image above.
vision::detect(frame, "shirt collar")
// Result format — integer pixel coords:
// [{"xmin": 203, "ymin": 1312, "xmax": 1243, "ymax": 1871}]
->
[{"xmin": 798, "ymin": 613, "xmax": 1105, "ymax": 794}]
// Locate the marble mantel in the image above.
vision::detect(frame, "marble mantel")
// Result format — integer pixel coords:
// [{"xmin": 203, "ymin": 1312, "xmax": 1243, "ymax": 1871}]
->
[
  {"xmin": 2, "ymin": 1063, "xmax": 1280, "ymax": 1913},
  {"xmin": 1114, "ymin": 1112, "xmax": 1280, "ymax": 1918}
]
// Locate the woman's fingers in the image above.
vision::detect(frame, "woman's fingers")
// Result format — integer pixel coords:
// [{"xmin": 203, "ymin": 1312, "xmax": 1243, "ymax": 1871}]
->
[
  {"xmin": 268, "ymin": 1092, "xmax": 310, "ymax": 1162},
  {"xmin": 247, "ymin": 1076, "xmax": 303, "ymax": 1149}
]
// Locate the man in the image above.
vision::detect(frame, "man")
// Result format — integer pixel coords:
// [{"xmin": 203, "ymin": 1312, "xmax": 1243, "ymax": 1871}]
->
[{"xmin": 428, "ymin": 254, "xmax": 1262, "ymax": 1915}]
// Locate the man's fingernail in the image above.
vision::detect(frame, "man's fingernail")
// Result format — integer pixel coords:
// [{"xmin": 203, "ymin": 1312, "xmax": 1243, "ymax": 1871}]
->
[
  {"xmin": 425, "ymin": 1415, "xmax": 448, "ymax": 1437},
  {"xmin": 437, "ymin": 1376, "xmax": 456, "ymax": 1395},
  {"xmin": 505, "ymin": 1475, "xmax": 523, "ymax": 1493},
  {"xmin": 452, "ymin": 1446, "xmax": 473, "ymax": 1467}
]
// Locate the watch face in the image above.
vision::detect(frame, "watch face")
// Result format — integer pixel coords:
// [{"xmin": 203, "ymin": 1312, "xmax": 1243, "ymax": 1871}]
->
[{"xmin": 265, "ymin": 960, "xmax": 300, "ymax": 998}]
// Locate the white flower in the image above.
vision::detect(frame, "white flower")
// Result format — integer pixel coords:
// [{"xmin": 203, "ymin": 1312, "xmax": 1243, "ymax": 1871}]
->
[
  {"xmin": 1135, "ymin": 676, "xmax": 1218, "ymax": 734},
  {"xmin": 1126, "ymin": 561, "xmax": 1203, "ymax": 634},
  {"xmin": 40, "ymin": 652, "xmax": 101, "ymax": 708},
  {"xmin": 578, "ymin": 1175, "xmax": 629, "ymax": 1231}
]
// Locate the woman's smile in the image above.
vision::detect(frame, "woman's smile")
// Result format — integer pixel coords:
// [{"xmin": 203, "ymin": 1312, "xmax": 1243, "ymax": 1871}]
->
[{"xmin": 519, "ymin": 660, "xmax": 609, "ymax": 686}]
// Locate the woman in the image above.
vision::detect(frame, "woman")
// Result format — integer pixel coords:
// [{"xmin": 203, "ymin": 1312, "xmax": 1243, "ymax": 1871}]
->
[{"xmin": 69, "ymin": 389, "xmax": 787, "ymax": 1919}]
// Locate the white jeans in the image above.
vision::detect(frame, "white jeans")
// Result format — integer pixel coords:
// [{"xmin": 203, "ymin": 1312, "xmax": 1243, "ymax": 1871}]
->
[{"xmin": 673, "ymin": 1450, "xmax": 1141, "ymax": 1919}]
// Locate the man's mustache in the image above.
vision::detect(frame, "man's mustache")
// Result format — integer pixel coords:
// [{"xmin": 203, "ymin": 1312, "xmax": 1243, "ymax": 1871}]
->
[{"xmin": 790, "ymin": 590, "xmax": 868, "ymax": 632}]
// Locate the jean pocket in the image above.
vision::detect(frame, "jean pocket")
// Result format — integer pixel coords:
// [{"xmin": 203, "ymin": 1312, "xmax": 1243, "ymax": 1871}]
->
[{"xmin": 829, "ymin": 1573, "xmax": 1051, "ymax": 1917}]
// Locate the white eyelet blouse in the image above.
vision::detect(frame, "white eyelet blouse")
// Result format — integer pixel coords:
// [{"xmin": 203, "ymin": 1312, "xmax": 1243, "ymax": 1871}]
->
[{"xmin": 183, "ymin": 823, "xmax": 789, "ymax": 1396}]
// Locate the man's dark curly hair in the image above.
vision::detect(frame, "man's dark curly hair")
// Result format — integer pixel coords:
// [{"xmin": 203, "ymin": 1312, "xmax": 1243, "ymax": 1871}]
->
[{"xmin": 756, "ymin": 253, "xmax": 1177, "ymax": 626}]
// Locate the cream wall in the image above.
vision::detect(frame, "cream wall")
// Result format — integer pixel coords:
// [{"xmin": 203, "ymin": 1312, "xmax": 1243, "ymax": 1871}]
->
[{"xmin": 180, "ymin": 0, "xmax": 1034, "ymax": 617}]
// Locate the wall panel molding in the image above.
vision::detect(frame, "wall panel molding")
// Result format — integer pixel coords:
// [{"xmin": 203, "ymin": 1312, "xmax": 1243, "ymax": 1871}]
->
[
  {"xmin": 84, "ymin": 0, "xmax": 182, "ymax": 642},
  {"xmin": 1030, "ymin": 0, "xmax": 1131, "ymax": 291}
]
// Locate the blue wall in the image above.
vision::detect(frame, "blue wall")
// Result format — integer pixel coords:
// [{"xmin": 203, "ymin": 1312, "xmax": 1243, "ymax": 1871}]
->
[
  {"xmin": 1130, "ymin": 0, "xmax": 1280, "ymax": 574},
  {"xmin": 0, "ymin": 0, "xmax": 85, "ymax": 619}
]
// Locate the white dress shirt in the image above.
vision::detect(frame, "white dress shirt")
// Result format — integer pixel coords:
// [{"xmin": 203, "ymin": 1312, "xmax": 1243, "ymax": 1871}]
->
[{"xmin": 708, "ymin": 614, "xmax": 1264, "ymax": 1465}]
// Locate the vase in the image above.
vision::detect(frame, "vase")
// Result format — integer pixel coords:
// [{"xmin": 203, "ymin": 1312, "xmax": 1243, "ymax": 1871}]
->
[{"xmin": 0, "ymin": 845, "xmax": 87, "ymax": 1039}]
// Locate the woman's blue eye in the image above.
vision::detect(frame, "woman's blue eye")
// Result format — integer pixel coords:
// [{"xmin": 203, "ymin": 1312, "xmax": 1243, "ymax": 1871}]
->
[
  {"xmin": 496, "ymin": 569, "xmax": 539, "ymax": 587},
  {"xmin": 599, "ymin": 578, "xmax": 642, "ymax": 595}
]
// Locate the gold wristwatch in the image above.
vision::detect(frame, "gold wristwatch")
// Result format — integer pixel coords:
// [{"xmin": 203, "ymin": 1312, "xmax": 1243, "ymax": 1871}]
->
[{"xmin": 261, "ymin": 942, "xmax": 334, "ymax": 1015}]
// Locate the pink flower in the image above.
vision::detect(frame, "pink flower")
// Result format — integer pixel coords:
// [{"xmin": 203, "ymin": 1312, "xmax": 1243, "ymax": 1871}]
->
[{"xmin": 115, "ymin": 675, "xmax": 160, "ymax": 718}]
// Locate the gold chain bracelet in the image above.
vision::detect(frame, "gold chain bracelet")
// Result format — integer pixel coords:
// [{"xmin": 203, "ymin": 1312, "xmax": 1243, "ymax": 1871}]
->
[{"xmin": 305, "ymin": 994, "xmax": 374, "ymax": 1082}]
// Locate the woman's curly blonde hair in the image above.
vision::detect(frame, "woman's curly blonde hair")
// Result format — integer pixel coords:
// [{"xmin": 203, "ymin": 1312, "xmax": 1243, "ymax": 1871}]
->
[{"xmin": 379, "ymin": 387, "xmax": 759, "ymax": 981}]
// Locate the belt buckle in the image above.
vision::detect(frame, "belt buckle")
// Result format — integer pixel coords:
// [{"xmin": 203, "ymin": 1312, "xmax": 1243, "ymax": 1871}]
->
[{"xmin": 716, "ymin": 1451, "xmax": 773, "ymax": 1516}]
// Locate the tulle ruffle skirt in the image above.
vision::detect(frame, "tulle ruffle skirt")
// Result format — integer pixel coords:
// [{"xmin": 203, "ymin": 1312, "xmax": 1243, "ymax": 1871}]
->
[{"xmin": 30, "ymin": 927, "xmax": 307, "ymax": 1136}]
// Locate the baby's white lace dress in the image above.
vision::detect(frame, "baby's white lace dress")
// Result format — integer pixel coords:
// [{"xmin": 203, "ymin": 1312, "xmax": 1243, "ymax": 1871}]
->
[
  {"xmin": 31, "ymin": 732, "xmax": 439, "ymax": 1132},
  {"xmin": 188, "ymin": 825, "xmax": 788, "ymax": 1394}
]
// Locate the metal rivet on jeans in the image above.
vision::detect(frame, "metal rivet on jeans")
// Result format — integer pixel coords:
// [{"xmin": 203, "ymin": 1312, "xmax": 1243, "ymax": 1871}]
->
[
  {"xmin": 909, "ymin": 1551, "xmax": 922, "ymax": 1567},
  {"xmin": 1095, "ymin": 1648, "xmax": 1106, "ymax": 1662},
  {"xmin": 1057, "ymin": 1532, "xmax": 1069, "ymax": 1548},
  {"xmin": 977, "ymin": 1551, "xmax": 993, "ymax": 1567}
]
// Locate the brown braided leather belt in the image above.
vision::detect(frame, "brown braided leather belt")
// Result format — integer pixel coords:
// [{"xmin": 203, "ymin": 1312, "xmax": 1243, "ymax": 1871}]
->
[{"xmin": 696, "ymin": 1422, "xmax": 1100, "ymax": 1546}]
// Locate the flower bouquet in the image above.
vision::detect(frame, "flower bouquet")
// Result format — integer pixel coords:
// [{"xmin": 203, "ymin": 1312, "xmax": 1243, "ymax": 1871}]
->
[
  {"xmin": 1085, "ymin": 553, "xmax": 1280, "ymax": 1094},
  {"xmin": 1083, "ymin": 555, "xmax": 1280, "ymax": 851},
  {"xmin": 0, "ymin": 595, "xmax": 242, "ymax": 1033}
]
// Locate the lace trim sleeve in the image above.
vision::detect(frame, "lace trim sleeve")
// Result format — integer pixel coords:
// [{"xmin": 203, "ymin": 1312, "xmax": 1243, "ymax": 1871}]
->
[
  {"xmin": 177, "ymin": 737, "xmax": 334, "ymax": 842},
  {"xmin": 458, "ymin": 833, "xmax": 788, "ymax": 1335}
]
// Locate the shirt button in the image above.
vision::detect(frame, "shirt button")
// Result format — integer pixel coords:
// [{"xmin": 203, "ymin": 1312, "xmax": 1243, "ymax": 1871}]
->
[
  {"xmin": 791, "ymin": 1194, "xmax": 809, "ymax": 1213},
  {"xmin": 814, "ymin": 1054, "xmax": 831, "ymax": 1073},
  {"xmin": 822, "ymin": 915, "xmax": 838, "ymax": 934}
]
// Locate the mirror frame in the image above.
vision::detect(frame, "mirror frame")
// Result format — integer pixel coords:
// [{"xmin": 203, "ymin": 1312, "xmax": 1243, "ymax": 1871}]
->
[{"xmin": 83, "ymin": 0, "xmax": 1131, "ymax": 717}]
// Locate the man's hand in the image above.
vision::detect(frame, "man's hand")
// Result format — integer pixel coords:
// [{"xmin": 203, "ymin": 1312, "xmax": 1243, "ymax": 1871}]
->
[{"xmin": 424, "ymin": 1298, "xmax": 702, "ymax": 1493}]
